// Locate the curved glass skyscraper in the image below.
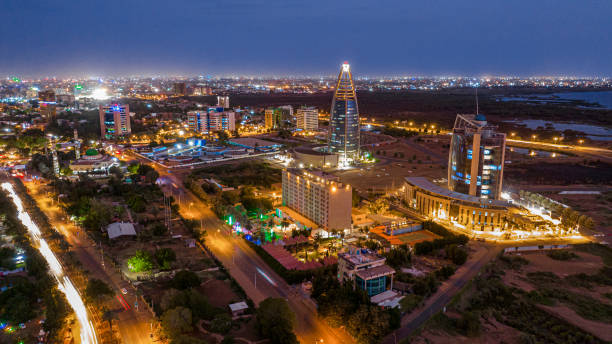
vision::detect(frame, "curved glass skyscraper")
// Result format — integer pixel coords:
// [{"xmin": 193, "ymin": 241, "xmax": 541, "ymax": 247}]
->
[
  {"xmin": 448, "ymin": 114, "xmax": 506, "ymax": 200},
  {"xmin": 328, "ymin": 62, "xmax": 360, "ymax": 165}
]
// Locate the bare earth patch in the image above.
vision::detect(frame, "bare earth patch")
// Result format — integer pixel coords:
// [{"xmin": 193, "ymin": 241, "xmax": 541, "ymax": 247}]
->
[
  {"xmin": 519, "ymin": 251, "xmax": 603, "ymax": 276},
  {"xmin": 414, "ymin": 316, "xmax": 522, "ymax": 344},
  {"xmin": 539, "ymin": 304, "xmax": 612, "ymax": 342}
]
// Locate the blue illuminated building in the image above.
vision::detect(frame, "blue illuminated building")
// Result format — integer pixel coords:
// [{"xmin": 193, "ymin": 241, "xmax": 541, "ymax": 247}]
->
[
  {"xmin": 338, "ymin": 247, "xmax": 395, "ymax": 297},
  {"xmin": 448, "ymin": 114, "xmax": 506, "ymax": 200}
]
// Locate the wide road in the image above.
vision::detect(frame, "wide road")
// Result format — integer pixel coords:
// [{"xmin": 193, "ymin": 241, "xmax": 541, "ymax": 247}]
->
[
  {"xmin": 119, "ymin": 146, "xmax": 354, "ymax": 343},
  {"xmin": 154, "ymin": 170, "xmax": 355, "ymax": 344},
  {"xmin": 26, "ymin": 181, "xmax": 154, "ymax": 344},
  {"xmin": 382, "ymin": 243, "xmax": 504, "ymax": 344}
]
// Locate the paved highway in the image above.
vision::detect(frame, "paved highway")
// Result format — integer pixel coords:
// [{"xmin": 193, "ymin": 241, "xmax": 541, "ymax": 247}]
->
[
  {"xmin": 26, "ymin": 181, "xmax": 154, "ymax": 344},
  {"xmin": 382, "ymin": 243, "xmax": 503, "ymax": 344},
  {"xmin": 155, "ymin": 170, "xmax": 355, "ymax": 344}
]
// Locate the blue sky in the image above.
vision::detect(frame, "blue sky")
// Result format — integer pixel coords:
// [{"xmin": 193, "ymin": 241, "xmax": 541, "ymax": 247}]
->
[{"xmin": 1, "ymin": 0, "xmax": 611, "ymax": 77}]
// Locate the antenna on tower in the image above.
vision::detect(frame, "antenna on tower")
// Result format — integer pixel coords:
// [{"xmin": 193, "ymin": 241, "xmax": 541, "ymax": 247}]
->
[{"xmin": 475, "ymin": 87, "xmax": 479, "ymax": 115}]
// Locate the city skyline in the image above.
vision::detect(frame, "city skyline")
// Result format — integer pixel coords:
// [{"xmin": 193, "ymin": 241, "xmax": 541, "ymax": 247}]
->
[{"xmin": 2, "ymin": 1, "xmax": 612, "ymax": 77}]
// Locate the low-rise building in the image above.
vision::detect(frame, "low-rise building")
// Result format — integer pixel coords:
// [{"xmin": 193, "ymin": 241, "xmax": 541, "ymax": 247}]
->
[
  {"xmin": 187, "ymin": 107, "xmax": 235, "ymax": 134},
  {"xmin": 404, "ymin": 176, "xmax": 511, "ymax": 231},
  {"xmin": 69, "ymin": 149, "xmax": 118, "ymax": 174},
  {"xmin": 337, "ymin": 247, "xmax": 395, "ymax": 296}
]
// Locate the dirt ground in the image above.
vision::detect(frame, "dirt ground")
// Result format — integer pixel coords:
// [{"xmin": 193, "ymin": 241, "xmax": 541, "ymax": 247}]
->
[
  {"xmin": 501, "ymin": 250, "xmax": 612, "ymax": 342},
  {"xmin": 516, "ymin": 251, "xmax": 603, "ymax": 276},
  {"xmin": 336, "ymin": 141, "xmax": 447, "ymax": 192},
  {"xmin": 198, "ymin": 278, "xmax": 244, "ymax": 308},
  {"xmin": 414, "ymin": 315, "xmax": 523, "ymax": 344},
  {"xmin": 539, "ymin": 304, "xmax": 612, "ymax": 342}
]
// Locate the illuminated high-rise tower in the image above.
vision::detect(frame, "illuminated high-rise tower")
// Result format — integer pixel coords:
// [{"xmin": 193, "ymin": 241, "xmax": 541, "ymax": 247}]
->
[
  {"xmin": 328, "ymin": 62, "xmax": 360, "ymax": 165},
  {"xmin": 448, "ymin": 114, "xmax": 506, "ymax": 200}
]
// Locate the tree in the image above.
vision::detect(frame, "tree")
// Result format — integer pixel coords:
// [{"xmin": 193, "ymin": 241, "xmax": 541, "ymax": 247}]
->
[
  {"xmin": 400, "ymin": 294, "xmax": 423, "ymax": 313},
  {"xmin": 127, "ymin": 250, "xmax": 155, "ymax": 273},
  {"xmin": 216, "ymin": 130, "xmax": 230, "ymax": 144},
  {"xmin": 256, "ymin": 298, "xmax": 298, "ymax": 344},
  {"xmin": 368, "ymin": 198, "xmax": 389, "ymax": 215},
  {"xmin": 347, "ymin": 304, "xmax": 390, "ymax": 344},
  {"xmin": 210, "ymin": 313, "xmax": 232, "ymax": 334},
  {"xmin": 162, "ymin": 307, "xmax": 193, "ymax": 337},
  {"xmin": 352, "ymin": 190, "xmax": 361, "ymax": 207},
  {"xmin": 101, "ymin": 307, "xmax": 118, "ymax": 332},
  {"xmin": 85, "ymin": 278, "xmax": 113, "ymax": 302},
  {"xmin": 82, "ymin": 199, "xmax": 112, "ymax": 231},
  {"xmin": 172, "ymin": 270, "xmax": 201, "ymax": 290},
  {"xmin": 155, "ymin": 248, "xmax": 177, "ymax": 270},
  {"xmin": 128, "ymin": 162, "xmax": 140, "ymax": 175}
]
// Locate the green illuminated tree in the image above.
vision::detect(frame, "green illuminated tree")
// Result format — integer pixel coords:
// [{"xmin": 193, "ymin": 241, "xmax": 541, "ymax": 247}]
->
[{"xmin": 127, "ymin": 250, "xmax": 155, "ymax": 273}]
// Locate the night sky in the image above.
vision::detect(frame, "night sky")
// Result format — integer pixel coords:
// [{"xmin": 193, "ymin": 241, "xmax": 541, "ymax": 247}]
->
[{"xmin": 2, "ymin": 0, "xmax": 611, "ymax": 77}]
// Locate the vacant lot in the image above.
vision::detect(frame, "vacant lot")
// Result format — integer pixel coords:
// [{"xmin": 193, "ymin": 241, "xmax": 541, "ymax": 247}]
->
[{"xmin": 412, "ymin": 245, "xmax": 612, "ymax": 343}]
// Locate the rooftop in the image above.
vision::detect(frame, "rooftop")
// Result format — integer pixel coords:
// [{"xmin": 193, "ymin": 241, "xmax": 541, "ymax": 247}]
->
[
  {"xmin": 405, "ymin": 177, "xmax": 510, "ymax": 207},
  {"xmin": 229, "ymin": 137, "xmax": 280, "ymax": 148},
  {"xmin": 339, "ymin": 247, "xmax": 385, "ymax": 266},
  {"xmin": 355, "ymin": 264, "xmax": 395, "ymax": 280}
]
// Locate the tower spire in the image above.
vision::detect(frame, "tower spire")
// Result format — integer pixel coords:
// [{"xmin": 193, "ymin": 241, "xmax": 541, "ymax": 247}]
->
[
  {"xmin": 328, "ymin": 62, "xmax": 360, "ymax": 166},
  {"xmin": 475, "ymin": 87, "xmax": 479, "ymax": 115}
]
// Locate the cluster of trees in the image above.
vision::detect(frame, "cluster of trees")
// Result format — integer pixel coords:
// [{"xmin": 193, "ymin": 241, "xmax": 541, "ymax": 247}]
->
[
  {"xmin": 256, "ymin": 298, "xmax": 298, "ymax": 344},
  {"xmin": 55, "ymin": 165, "xmax": 166, "ymax": 233},
  {"xmin": 414, "ymin": 234, "xmax": 469, "ymax": 265},
  {"xmin": 0, "ymin": 128, "xmax": 48, "ymax": 155},
  {"xmin": 311, "ymin": 270, "xmax": 398, "ymax": 344},
  {"xmin": 158, "ymin": 272, "xmax": 229, "ymax": 343},
  {"xmin": 382, "ymin": 244, "xmax": 411, "ymax": 268},
  {"xmin": 520, "ymin": 190, "xmax": 595, "ymax": 230},
  {"xmin": 382, "ymin": 126, "xmax": 419, "ymax": 138},
  {"xmin": 367, "ymin": 197, "xmax": 390, "ymax": 215},
  {"xmin": 127, "ymin": 248, "xmax": 176, "ymax": 273},
  {"xmin": 0, "ymin": 190, "xmax": 70, "ymax": 341}
]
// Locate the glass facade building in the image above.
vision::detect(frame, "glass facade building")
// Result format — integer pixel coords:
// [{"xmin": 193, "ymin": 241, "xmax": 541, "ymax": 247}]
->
[
  {"xmin": 328, "ymin": 62, "xmax": 360, "ymax": 165},
  {"xmin": 355, "ymin": 276, "xmax": 387, "ymax": 296},
  {"xmin": 99, "ymin": 104, "xmax": 131, "ymax": 139},
  {"xmin": 448, "ymin": 114, "xmax": 506, "ymax": 200}
]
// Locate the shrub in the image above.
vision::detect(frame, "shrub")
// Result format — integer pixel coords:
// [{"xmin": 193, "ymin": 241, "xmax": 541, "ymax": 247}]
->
[
  {"xmin": 400, "ymin": 294, "xmax": 423, "ymax": 313},
  {"xmin": 127, "ymin": 250, "xmax": 155, "ymax": 273},
  {"xmin": 547, "ymin": 250, "xmax": 578, "ymax": 261},
  {"xmin": 172, "ymin": 270, "xmax": 201, "ymax": 290},
  {"xmin": 210, "ymin": 313, "xmax": 232, "ymax": 334}
]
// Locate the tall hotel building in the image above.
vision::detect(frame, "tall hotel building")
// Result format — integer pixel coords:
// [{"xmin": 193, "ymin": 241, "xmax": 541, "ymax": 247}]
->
[
  {"xmin": 296, "ymin": 106, "xmax": 318, "ymax": 131},
  {"xmin": 448, "ymin": 114, "xmax": 506, "ymax": 200},
  {"xmin": 99, "ymin": 104, "xmax": 131, "ymax": 139},
  {"xmin": 187, "ymin": 107, "xmax": 235, "ymax": 134},
  {"xmin": 282, "ymin": 169, "xmax": 352, "ymax": 230},
  {"xmin": 328, "ymin": 62, "xmax": 360, "ymax": 165}
]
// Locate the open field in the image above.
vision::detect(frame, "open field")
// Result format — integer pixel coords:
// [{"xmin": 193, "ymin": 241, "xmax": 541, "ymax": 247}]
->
[{"xmin": 411, "ymin": 244, "xmax": 612, "ymax": 343}]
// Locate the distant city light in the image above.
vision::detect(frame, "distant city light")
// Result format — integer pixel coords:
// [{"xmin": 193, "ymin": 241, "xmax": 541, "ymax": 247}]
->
[{"xmin": 92, "ymin": 88, "xmax": 110, "ymax": 100}]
